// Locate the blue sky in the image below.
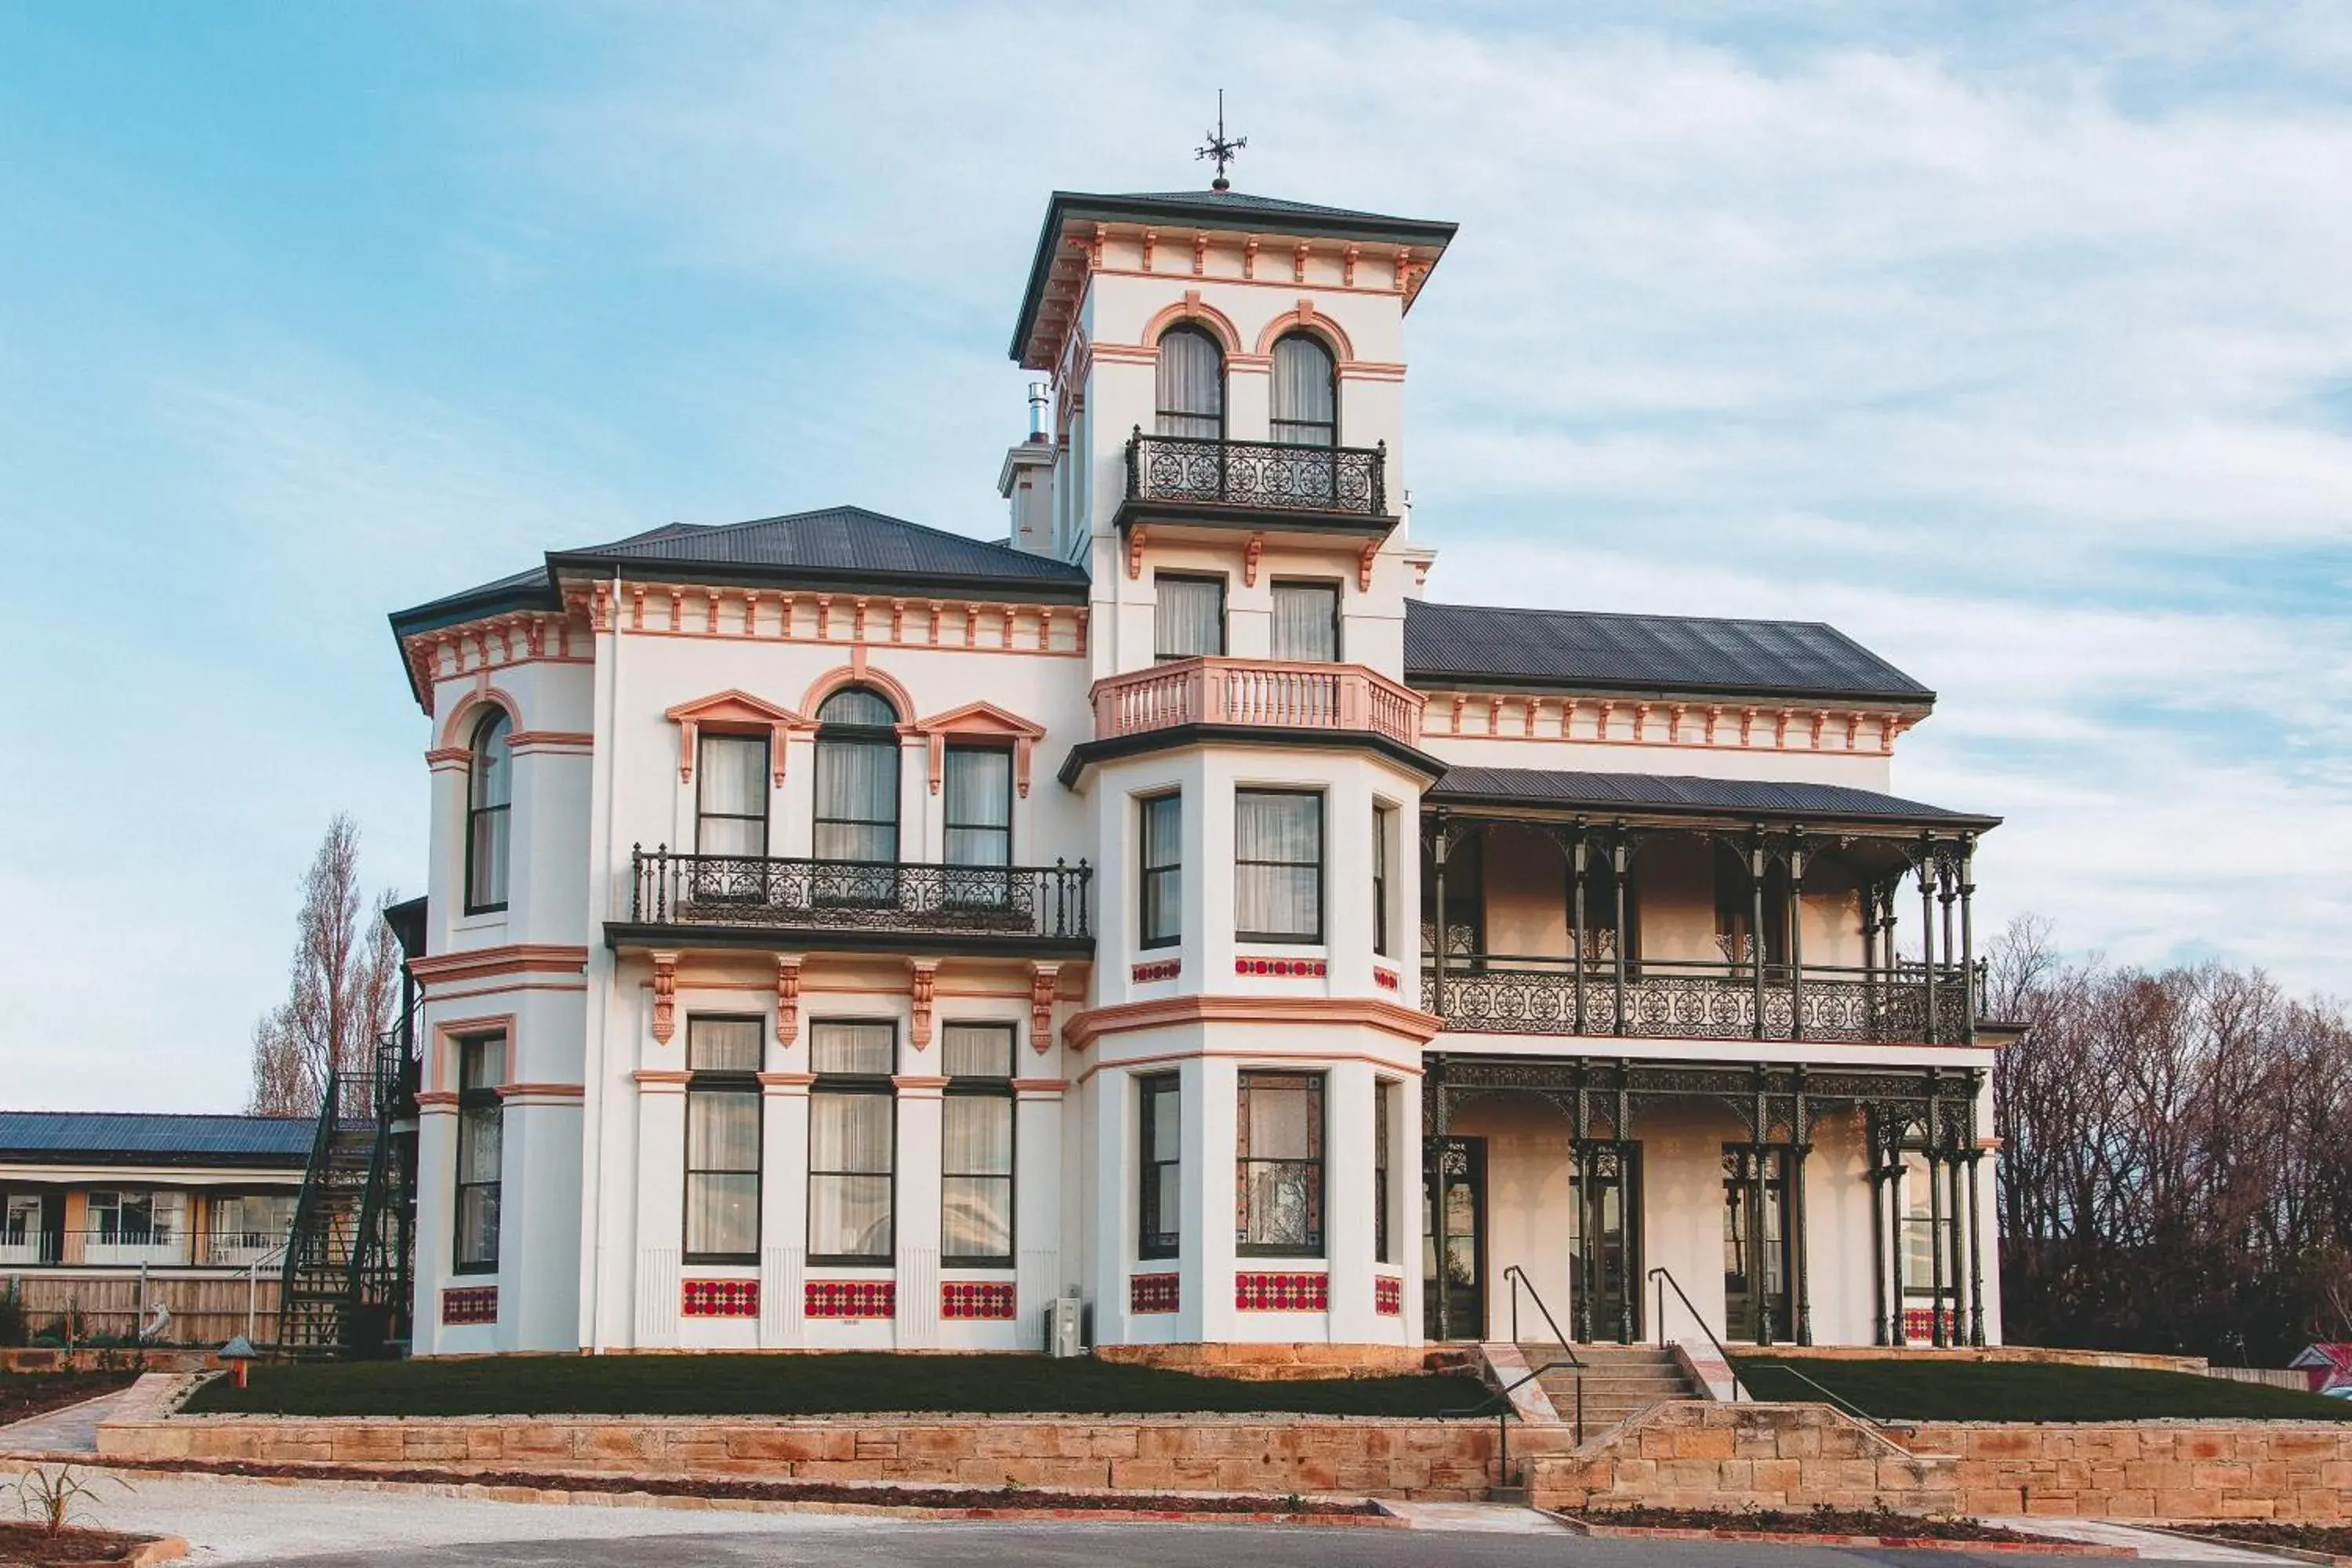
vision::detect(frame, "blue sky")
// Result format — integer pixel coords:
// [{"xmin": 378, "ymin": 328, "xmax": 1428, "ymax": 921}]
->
[{"xmin": 5, "ymin": 2, "xmax": 2350, "ymax": 1110}]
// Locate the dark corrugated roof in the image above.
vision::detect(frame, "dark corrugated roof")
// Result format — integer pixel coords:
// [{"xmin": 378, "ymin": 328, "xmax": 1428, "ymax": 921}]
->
[
  {"xmin": 1428, "ymin": 767, "xmax": 1997, "ymax": 829},
  {"xmin": 548, "ymin": 505, "xmax": 1089, "ymax": 590},
  {"xmin": 1012, "ymin": 188, "xmax": 1457, "ymax": 365},
  {"xmin": 0, "ymin": 1112, "xmax": 314, "ymax": 1167},
  {"xmin": 1403, "ymin": 600, "xmax": 1933, "ymax": 704}
]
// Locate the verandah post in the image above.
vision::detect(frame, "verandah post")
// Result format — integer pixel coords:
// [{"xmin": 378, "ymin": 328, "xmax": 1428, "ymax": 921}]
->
[
  {"xmin": 1788, "ymin": 844, "xmax": 1806, "ymax": 1040},
  {"xmin": 1571, "ymin": 826, "xmax": 1588, "ymax": 1036},
  {"xmin": 1749, "ymin": 834, "xmax": 1768, "ymax": 1040},
  {"xmin": 1918, "ymin": 841, "xmax": 1939, "ymax": 1044}
]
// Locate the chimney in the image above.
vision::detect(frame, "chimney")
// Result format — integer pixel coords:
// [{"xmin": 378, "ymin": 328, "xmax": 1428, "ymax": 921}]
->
[{"xmin": 1000, "ymin": 382, "xmax": 1057, "ymax": 556}]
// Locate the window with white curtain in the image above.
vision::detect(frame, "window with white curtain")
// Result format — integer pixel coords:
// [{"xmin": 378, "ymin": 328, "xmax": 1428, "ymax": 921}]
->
[
  {"xmin": 1269, "ymin": 332, "xmax": 1338, "ymax": 447},
  {"xmin": 815, "ymin": 688, "xmax": 901, "ymax": 906},
  {"xmin": 941, "ymin": 1023, "xmax": 1014, "ymax": 1265},
  {"xmin": 454, "ymin": 1034, "xmax": 505, "ymax": 1273},
  {"xmin": 1155, "ymin": 325, "xmax": 1224, "ymax": 440},
  {"xmin": 808, "ymin": 1020, "xmax": 895, "ymax": 1262},
  {"xmin": 1138, "ymin": 1073, "xmax": 1181, "ymax": 1260},
  {"xmin": 1139, "ymin": 792, "xmax": 1181, "ymax": 949},
  {"xmin": 1375, "ymin": 1083, "xmax": 1394, "ymax": 1265},
  {"xmin": 1373, "ymin": 804, "xmax": 1395, "ymax": 957},
  {"xmin": 465, "ymin": 710, "xmax": 512, "ymax": 913},
  {"xmin": 685, "ymin": 1017, "xmax": 762, "ymax": 1261},
  {"xmin": 696, "ymin": 735, "xmax": 768, "ymax": 858},
  {"xmin": 1153, "ymin": 574, "xmax": 1225, "ymax": 661},
  {"xmin": 943, "ymin": 746, "xmax": 1012, "ymax": 911},
  {"xmin": 1235, "ymin": 789, "xmax": 1323, "ymax": 943},
  {"xmin": 1269, "ymin": 580, "xmax": 1339, "ymax": 663},
  {"xmin": 1237, "ymin": 1072, "xmax": 1324, "ymax": 1256}
]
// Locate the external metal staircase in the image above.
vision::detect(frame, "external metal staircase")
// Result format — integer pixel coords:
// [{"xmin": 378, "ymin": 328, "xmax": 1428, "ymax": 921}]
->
[{"xmin": 275, "ymin": 993, "xmax": 419, "ymax": 1357}]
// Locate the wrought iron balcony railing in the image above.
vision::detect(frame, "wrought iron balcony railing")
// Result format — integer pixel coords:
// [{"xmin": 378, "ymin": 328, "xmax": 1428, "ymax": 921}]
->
[
  {"xmin": 1423, "ymin": 954, "xmax": 1984, "ymax": 1045},
  {"xmin": 629, "ymin": 848, "xmax": 1092, "ymax": 942},
  {"xmin": 1125, "ymin": 430, "xmax": 1387, "ymax": 517},
  {"xmin": 1092, "ymin": 656, "xmax": 1425, "ymax": 751}
]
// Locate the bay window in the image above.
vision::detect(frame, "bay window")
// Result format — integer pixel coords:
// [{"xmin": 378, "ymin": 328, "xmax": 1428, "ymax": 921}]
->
[
  {"xmin": 454, "ymin": 1033, "xmax": 504, "ymax": 1273},
  {"xmin": 1139, "ymin": 792, "xmax": 1181, "ymax": 949},
  {"xmin": 1235, "ymin": 789, "xmax": 1323, "ymax": 944},
  {"xmin": 941, "ymin": 1023, "xmax": 1014, "ymax": 1265},
  {"xmin": 1236, "ymin": 1071, "xmax": 1323, "ymax": 1256},
  {"xmin": 1138, "ymin": 1073, "xmax": 1181, "ymax": 1260},
  {"xmin": 464, "ymin": 710, "xmax": 512, "ymax": 913},
  {"xmin": 808, "ymin": 1020, "xmax": 895, "ymax": 1263}
]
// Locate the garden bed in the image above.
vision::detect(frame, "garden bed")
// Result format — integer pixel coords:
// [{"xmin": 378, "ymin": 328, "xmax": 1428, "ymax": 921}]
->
[
  {"xmin": 2170, "ymin": 1523, "xmax": 2352, "ymax": 1564},
  {"xmin": 181, "ymin": 1352, "xmax": 1486, "ymax": 1419},
  {"xmin": 1734, "ymin": 1356, "xmax": 2352, "ymax": 1423},
  {"xmin": 0, "ymin": 1372, "xmax": 139, "ymax": 1428},
  {"xmin": 1559, "ymin": 1506, "xmax": 2125, "ymax": 1555},
  {"xmin": 0, "ymin": 1520, "xmax": 187, "ymax": 1565}
]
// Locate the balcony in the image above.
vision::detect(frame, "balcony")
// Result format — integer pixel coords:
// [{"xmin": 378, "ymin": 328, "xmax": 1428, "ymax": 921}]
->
[
  {"xmin": 1121, "ymin": 431, "xmax": 1391, "ymax": 532},
  {"xmin": 1091, "ymin": 657, "xmax": 1426, "ymax": 752},
  {"xmin": 618, "ymin": 851, "xmax": 1094, "ymax": 956},
  {"xmin": 1425, "ymin": 955, "xmax": 1983, "ymax": 1045},
  {"xmin": 0, "ymin": 1229, "xmax": 288, "ymax": 1269}
]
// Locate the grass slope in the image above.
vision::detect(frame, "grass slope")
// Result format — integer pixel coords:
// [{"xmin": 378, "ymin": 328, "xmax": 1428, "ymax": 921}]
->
[
  {"xmin": 184, "ymin": 1352, "xmax": 1490, "ymax": 1420},
  {"xmin": 1733, "ymin": 1356, "xmax": 2352, "ymax": 1423}
]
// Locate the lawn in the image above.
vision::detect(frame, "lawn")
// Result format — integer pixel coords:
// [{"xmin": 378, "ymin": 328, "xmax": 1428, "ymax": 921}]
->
[
  {"xmin": 183, "ymin": 1352, "xmax": 1490, "ymax": 1419},
  {"xmin": 1733, "ymin": 1356, "xmax": 2352, "ymax": 1423}
]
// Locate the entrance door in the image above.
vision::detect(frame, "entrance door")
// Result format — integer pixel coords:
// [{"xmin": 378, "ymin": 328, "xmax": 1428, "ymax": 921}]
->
[
  {"xmin": 1722, "ymin": 1145, "xmax": 1792, "ymax": 1343},
  {"xmin": 1422, "ymin": 1137, "xmax": 1485, "ymax": 1339},
  {"xmin": 1572, "ymin": 1145, "xmax": 1642, "ymax": 1342}
]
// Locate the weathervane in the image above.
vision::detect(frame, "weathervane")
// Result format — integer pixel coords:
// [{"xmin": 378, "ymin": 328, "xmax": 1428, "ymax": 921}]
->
[{"xmin": 1195, "ymin": 89, "xmax": 1245, "ymax": 192}]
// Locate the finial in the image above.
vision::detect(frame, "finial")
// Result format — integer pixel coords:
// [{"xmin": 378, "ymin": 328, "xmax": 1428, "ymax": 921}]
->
[{"xmin": 1195, "ymin": 88, "xmax": 1246, "ymax": 193}]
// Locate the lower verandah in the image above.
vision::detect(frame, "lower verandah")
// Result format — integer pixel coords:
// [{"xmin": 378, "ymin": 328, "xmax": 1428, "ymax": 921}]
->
[{"xmin": 1427, "ymin": 1076, "xmax": 1999, "ymax": 1351}]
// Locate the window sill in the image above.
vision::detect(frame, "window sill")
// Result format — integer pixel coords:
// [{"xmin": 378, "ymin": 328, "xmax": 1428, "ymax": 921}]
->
[
  {"xmin": 805, "ymin": 1256, "xmax": 895, "ymax": 1270},
  {"xmin": 1235, "ymin": 1251, "xmax": 1327, "ymax": 1262}
]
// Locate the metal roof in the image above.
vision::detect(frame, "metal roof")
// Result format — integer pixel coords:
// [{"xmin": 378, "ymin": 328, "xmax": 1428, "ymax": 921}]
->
[
  {"xmin": 1011, "ymin": 188, "xmax": 1458, "ymax": 367},
  {"xmin": 1403, "ymin": 600, "xmax": 1934, "ymax": 705},
  {"xmin": 547, "ymin": 505, "xmax": 1090, "ymax": 590},
  {"xmin": 0, "ymin": 1111, "xmax": 314, "ymax": 1167},
  {"xmin": 1427, "ymin": 767, "xmax": 1998, "ymax": 829}
]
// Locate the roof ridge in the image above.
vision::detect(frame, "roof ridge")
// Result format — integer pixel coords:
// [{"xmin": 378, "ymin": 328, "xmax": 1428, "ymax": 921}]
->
[
  {"xmin": 1, "ymin": 1109, "xmax": 307, "ymax": 1121},
  {"xmin": 1413, "ymin": 597, "xmax": 1841, "ymax": 634}
]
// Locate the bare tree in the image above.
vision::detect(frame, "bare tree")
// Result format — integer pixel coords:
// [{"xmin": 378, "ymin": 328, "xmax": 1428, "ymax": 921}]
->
[{"xmin": 247, "ymin": 815, "xmax": 403, "ymax": 1120}]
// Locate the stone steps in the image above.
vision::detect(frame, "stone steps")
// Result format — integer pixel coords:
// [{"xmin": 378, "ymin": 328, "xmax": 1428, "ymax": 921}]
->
[{"xmin": 1513, "ymin": 1342, "xmax": 1704, "ymax": 1432}]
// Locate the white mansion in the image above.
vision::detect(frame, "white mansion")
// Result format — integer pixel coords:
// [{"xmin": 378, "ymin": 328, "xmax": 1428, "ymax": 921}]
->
[{"xmin": 383, "ymin": 183, "xmax": 2005, "ymax": 1359}]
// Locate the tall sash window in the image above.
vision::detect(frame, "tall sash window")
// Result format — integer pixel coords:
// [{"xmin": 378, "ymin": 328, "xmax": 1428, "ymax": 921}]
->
[
  {"xmin": 1138, "ymin": 1073, "xmax": 1181, "ymax": 1260},
  {"xmin": 1154, "ymin": 574, "xmax": 1225, "ymax": 661},
  {"xmin": 1155, "ymin": 325, "xmax": 1225, "ymax": 440},
  {"xmin": 684, "ymin": 1017, "xmax": 761, "ymax": 1262},
  {"xmin": 808, "ymin": 1021, "xmax": 895, "ymax": 1262},
  {"xmin": 454, "ymin": 1034, "xmax": 505, "ymax": 1273},
  {"xmin": 1269, "ymin": 332, "xmax": 1337, "ymax": 447},
  {"xmin": 1235, "ymin": 789, "xmax": 1323, "ymax": 944},
  {"xmin": 696, "ymin": 735, "xmax": 768, "ymax": 858},
  {"xmin": 943, "ymin": 746, "xmax": 1012, "ymax": 910},
  {"xmin": 814, "ymin": 687, "xmax": 901, "ymax": 906},
  {"xmin": 464, "ymin": 711, "xmax": 512, "ymax": 913},
  {"xmin": 1139, "ymin": 793, "xmax": 1182, "ymax": 949},
  {"xmin": 1269, "ymin": 580, "xmax": 1339, "ymax": 662},
  {"xmin": 941, "ymin": 1023, "xmax": 1014, "ymax": 1265}
]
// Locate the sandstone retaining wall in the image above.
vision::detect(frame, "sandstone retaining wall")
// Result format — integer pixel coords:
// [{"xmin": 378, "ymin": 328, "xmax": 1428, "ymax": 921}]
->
[
  {"xmin": 1527, "ymin": 1401, "xmax": 1960, "ymax": 1515},
  {"xmin": 96, "ymin": 1413, "xmax": 1556, "ymax": 1501},
  {"xmin": 1090, "ymin": 1343, "xmax": 1459, "ymax": 1381},
  {"xmin": 1911, "ymin": 1421, "xmax": 2352, "ymax": 1523}
]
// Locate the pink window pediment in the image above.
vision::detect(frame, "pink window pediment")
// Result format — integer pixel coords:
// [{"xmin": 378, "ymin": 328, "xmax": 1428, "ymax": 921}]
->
[
  {"xmin": 910, "ymin": 701, "xmax": 1047, "ymax": 798},
  {"xmin": 662, "ymin": 690, "xmax": 808, "ymax": 784}
]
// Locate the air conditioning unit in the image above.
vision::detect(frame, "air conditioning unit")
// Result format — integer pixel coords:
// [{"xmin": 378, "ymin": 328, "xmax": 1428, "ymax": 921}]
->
[{"xmin": 1046, "ymin": 1294, "xmax": 1085, "ymax": 1358}]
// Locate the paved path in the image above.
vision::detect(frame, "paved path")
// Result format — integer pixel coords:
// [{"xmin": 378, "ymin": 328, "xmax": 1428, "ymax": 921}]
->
[
  {"xmin": 49, "ymin": 1471, "xmax": 2282, "ymax": 1568},
  {"xmin": 0, "ymin": 1372, "xmax": 178, "ymax": 1454},
  {"xmin": 1982, "ymin": 1517, "xmax": 2288, "ymax": 1563}
]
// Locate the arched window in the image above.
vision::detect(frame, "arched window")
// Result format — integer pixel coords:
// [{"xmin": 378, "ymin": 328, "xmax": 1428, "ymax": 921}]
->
[
  {"xmin": 1269, "ymin": 332, "xmax": 1337, "ymax": 448},
  {"xmin": 814, "ymin": 688, "xmax": 901, "ymax": 904},
  {"xmin": 1155, "ymin": 325, "xmax": 1225, "ymax": 441},
  {"xmin": 464, "ymin": 710, "xmax": 512, "ymax": 913}
]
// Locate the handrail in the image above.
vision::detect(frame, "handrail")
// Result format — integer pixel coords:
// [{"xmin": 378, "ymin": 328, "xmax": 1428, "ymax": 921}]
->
[
  {"xmin": 1501, "ymin": 1265, "xmax": 1584, "ymax": 1369},
  {"xmin": 245, "ymin": 1240, "xmax": 289, "ymax": 1345},
  {"xmin": 278, "ymin": 1065, "xmax": 342, "ymax": 1348},
  {"xmin": 1742, "ymin": 1358, "xmax": 1886, "ymax": 1428},
  {"xmin": 1439, "ymin": 1359, "xmax": 1588, "ymax": 1486},
  {"xmin": 1647, "ymin": 1265, "xmax": 1753, "ymax": 1403}
]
